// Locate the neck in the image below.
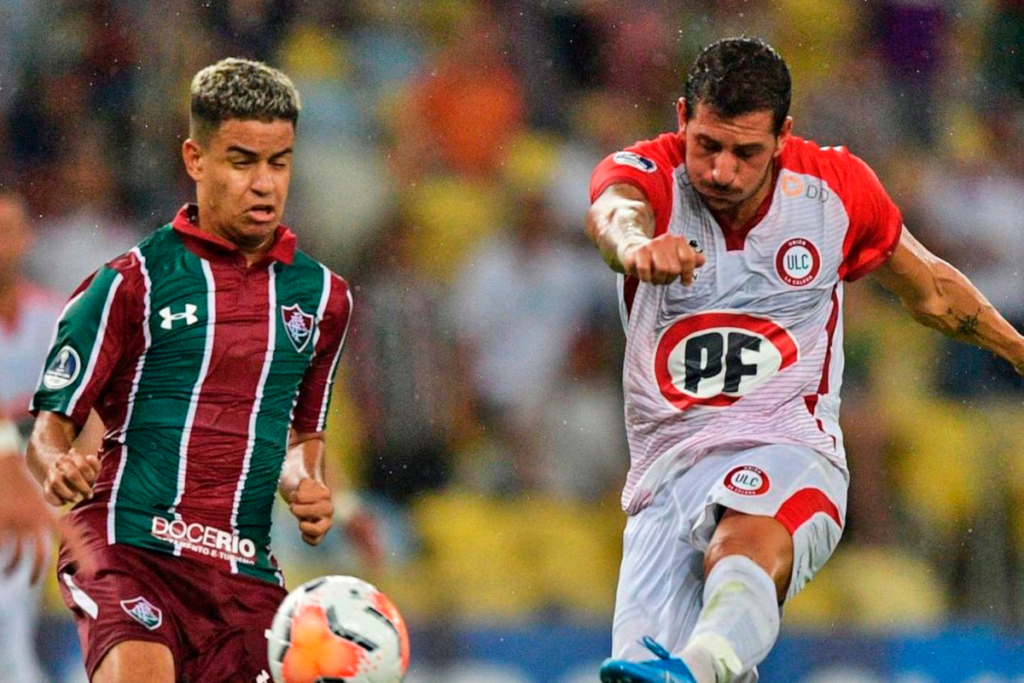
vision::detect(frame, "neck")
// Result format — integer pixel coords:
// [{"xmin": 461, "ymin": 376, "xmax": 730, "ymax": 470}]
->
[{"xmin": 195, "ymin": 207, "xmax": 274, "ymax": 267}]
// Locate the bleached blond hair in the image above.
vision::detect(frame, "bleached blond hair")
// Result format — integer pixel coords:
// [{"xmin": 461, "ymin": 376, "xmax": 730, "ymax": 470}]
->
[{"xmin": 189, "ymin": 57, "xmax": 301, "ymax": 144}]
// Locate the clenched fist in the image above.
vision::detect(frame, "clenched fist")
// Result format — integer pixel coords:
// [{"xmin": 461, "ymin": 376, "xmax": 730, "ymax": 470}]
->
[
  {"xmin": 289, "ymin": 478, "xmax": 333, "ymax": 546},
  {"xmin": 43, "ymin": 448, "xmax": 101, "ymax": 506},
  {"xmin": 622, "ymin": 234, "xmax": 706, "ymax": 285}
]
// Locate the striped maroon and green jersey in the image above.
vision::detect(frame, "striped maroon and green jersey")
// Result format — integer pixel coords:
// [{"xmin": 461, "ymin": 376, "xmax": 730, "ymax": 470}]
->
[{"xmin": 31, "ymin": 205, "xmax": 352, "ymax": 584}]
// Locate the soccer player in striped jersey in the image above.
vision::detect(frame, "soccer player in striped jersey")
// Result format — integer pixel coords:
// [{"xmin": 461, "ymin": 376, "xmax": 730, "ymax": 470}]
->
[
  {"xmin": 589, "ymin": 38, "xmax": 1024, "ymax": 682},
  {"xmin": 26, "ymin": 58, "xmax": 365, "ymax": 683}
]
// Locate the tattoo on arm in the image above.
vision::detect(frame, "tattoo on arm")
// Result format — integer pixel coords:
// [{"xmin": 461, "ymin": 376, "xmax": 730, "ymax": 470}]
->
[{"xmin": 949, "ymin": 307, "xmax": 981, "ymax": 339}]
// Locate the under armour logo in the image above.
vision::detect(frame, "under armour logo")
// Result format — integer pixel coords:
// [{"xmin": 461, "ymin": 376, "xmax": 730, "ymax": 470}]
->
[{"xmin": 159, "ymin": 304, "xmax": 198, "ymax": 330}]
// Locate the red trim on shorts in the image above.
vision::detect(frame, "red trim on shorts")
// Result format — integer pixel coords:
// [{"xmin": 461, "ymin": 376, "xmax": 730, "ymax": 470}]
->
[{"xmin": 774, "ymin": 487, "xmax": 842, "ymax": 534}]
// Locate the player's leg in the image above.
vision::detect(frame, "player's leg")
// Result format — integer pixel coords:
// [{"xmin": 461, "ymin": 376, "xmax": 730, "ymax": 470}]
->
[
  {"xmin": 680, "ymin": 446, "xmax": 847, "ymax": 682},
  {"xmin": 679, "ymin": 510, "xmax": 791, "ymax": 682},
  {"xmin": 91, "ymin": 641, "xmax": 174, "ymax": 683}
]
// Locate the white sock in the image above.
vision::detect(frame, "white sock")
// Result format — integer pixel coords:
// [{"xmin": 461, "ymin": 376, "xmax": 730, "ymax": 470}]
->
[{"xmin": 680, "ymin": 555, "xmax": 780, "ymax": 682}]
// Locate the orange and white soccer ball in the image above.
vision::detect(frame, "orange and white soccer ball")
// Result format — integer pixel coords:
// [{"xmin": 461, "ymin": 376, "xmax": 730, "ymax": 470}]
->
[{"xmin": 267, "ymin": 575, "xmax": 410, "ymax": 683}]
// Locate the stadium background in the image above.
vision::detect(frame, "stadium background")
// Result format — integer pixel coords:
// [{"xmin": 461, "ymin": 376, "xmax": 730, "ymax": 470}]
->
[{"xmin": 2, "ymin": 0, "xmax": 1023, "ymax": 680}]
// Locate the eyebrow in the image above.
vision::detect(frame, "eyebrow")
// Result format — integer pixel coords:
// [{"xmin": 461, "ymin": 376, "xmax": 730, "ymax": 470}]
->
[
  {"xmin": 226, "ymin": 146, "xmax": 294, "ymax": 159},
  {"xmin": 696, "ymin": 134, "xmax": 764, "ymax": 153}
]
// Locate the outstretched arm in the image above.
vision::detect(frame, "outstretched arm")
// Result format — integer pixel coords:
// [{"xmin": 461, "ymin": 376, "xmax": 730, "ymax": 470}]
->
[
  {"xmin": 871, "ymin": 226, "xmax": 1024, "ymax": 374},
  {"xmin": 586, "ymin": 183, "xmax": 705, "ymax": 285}
]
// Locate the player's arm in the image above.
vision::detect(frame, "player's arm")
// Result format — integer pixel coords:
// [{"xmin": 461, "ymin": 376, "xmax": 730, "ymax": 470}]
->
[
  {"xmin": 279, "ymin": 428, "xmax": 333, "ymax": 546},
  {"xmin": 872, "ymin": 226, "xmax": 1024, "ymax": 373},
  {"xmin": 585, "ymin": 183, "xmax": 705, "ymax": 285},
  {"xmin": 26, "ymin": 410, "xmax": 101, "ymax": 506}
]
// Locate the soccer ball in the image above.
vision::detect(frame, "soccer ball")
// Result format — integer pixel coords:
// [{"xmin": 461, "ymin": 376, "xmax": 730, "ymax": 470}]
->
[{"xmin": 266, "ymin": 575, "xmax": 410, "ymax": 683}]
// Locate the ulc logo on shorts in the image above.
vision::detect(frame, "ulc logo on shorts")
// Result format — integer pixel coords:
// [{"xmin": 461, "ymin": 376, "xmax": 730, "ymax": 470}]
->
[
  {"xmin": 725, "ymin": 466, "xmax": 770, "ymax": 496},
  {"xmin": 120, "ymin": 597, "xmax": 163, "ymax": 631}
]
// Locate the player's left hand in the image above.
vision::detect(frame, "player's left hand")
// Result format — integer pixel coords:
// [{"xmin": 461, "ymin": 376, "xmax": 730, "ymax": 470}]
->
[{"xmin": 288, "ymin": 478, "xmax": 333, "ymax": 546}]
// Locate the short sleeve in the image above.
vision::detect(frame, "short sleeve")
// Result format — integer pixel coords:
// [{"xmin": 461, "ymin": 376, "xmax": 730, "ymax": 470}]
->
[
  {"xmin": 837, "ymin": 151, "xmax": 903, "ymax": 281},
  {"xmin": 589, "ymin": 137, "xmax": 678, "ymax": 237},
  {"xmin": 291, "ymin": 270, "xmax": 352, "ymax": 433},
  {"xmin": 30, "ymin": 262, "xmax": 140, "ymax": 427}
]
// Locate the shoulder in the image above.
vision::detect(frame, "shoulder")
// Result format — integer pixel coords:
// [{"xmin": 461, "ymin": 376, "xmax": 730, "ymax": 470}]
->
[
  {"xmin": 291, "ymin": 250, "xmax": 351, "ymax": 313},
  {"xmin": 779, "ymin": 136, "xmax": 883, "ymax": 196},
  {"xmin": 620, "ymin": 133, "xmax": 686, "ymax": 172}
]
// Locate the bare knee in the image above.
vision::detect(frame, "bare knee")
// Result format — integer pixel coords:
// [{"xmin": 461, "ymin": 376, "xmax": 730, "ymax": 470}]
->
[
  {"xmin": 92, "ymin": 640, "xmax": 175, "ymax": 683},
  {"xmin": 703, "ymin": 509, "xmax": 794, "ymax": 602}
]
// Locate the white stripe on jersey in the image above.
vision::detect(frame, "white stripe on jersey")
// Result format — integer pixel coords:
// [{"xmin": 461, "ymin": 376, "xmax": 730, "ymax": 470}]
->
[
  {"xmin": 316, "ymin": 276, "xmax": 351, "ymax": 431},
  {"xmin": 66, "ymin": 273, "xmax": 124, "ymax": 416}
]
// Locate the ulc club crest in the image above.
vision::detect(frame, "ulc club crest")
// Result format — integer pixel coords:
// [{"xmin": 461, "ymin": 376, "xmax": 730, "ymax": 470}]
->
[{"xmin": 281, "ymin": 304, "xmax": 315, "ymax": 353}]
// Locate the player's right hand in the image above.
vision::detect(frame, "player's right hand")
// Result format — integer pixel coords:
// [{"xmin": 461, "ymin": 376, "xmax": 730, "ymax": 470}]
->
[
  {"xmin": 43, "ymin": 448, "xmax": 101, "ymax": 506},
  {"xmin": 622, "ymin": 234, "xmax": 706, "ymax": 285}
]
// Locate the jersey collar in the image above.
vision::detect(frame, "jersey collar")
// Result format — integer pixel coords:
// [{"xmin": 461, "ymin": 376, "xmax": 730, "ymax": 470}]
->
[{"xmin": 171, "ymin": 204, "xmax": 296, "ymax": 266}]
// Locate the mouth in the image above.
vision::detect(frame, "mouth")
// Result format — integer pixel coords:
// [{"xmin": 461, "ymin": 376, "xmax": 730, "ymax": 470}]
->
[{"xmin": 246, "ymin": 204, "xmax": 276, "ymax": 223}]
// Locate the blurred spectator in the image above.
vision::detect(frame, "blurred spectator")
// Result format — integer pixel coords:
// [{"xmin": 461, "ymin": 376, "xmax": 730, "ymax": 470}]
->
[{"xmin": 346, "ymin": 214, "xmax": 463, "ymax": 505}]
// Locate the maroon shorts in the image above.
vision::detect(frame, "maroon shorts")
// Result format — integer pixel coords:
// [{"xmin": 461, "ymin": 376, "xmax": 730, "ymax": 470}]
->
[{"xmin": 57, "ymin": 541, "xmax": 288, "ymax": 683}]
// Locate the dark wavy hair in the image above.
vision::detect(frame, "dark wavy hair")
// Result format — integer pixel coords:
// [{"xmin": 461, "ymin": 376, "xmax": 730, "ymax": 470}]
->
[{"xmin": 684, "ymin": 37, "xmax": 792, "ymax": 134}]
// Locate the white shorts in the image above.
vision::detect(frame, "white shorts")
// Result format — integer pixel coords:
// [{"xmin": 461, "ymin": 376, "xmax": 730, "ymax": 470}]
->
[{"xmin": 611, "ymin": 443, "xmax": 848, "ymax": 669}]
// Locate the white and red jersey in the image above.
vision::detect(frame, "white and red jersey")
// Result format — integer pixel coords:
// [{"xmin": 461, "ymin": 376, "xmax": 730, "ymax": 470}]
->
[{"xmin": 590, "ymin": 133, "xmax": 902, "ymax": 513}]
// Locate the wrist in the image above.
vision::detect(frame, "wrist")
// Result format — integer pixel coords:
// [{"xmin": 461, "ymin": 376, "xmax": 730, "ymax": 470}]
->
[{"xmin": 615, "ymin": 234, "xmax": 649, "ymax": 269}]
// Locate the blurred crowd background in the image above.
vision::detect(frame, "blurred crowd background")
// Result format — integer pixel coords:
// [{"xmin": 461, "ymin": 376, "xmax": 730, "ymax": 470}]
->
[{"xmin": 2, "ymin": 0, "xmax": 1024, "ymax": 680}]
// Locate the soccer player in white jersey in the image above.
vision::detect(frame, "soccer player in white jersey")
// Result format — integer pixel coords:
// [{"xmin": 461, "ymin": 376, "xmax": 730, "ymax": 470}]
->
[{"xmin": 589, "ymin": 37, "xmax": 1024, "ymax": 683}]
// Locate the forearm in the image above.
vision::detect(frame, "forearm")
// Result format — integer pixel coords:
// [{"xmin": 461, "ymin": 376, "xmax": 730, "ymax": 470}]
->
[
  {"xmin": 902, "ymin": 259, "xmax": 1024, "ymax": 365},
  {"xmin": 26, "ymin": 412, "xmax": 77, "ymax": 485},
  {"xmin": 586, "ymin": 186, "xmax": 654, "ymax": 272},
  {"xmin": 278, "ymin": 430, "xmax": 327, "ymax": 500}
]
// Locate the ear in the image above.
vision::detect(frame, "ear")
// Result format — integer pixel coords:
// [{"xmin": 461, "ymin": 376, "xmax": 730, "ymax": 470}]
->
[
  {"xmin": 676, "ymin": 97, "xmax": 688, "ymax": 133},
  {"xmin": 182, "ymin": 138, "xmax": 204, "ymax": 182},
  {"xmin": 773, "ymin": 116, "xmax": 794, "ymax": 158}
]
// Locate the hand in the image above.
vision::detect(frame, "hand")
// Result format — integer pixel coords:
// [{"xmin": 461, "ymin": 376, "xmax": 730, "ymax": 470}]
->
[
  {"xmin": 0, "ymin": 455, "xmax": 94, "ymax": 583},
  {"xmin": 289, "ymin": 478, "xmax": 333, "ymax": 546},
  {"xmin": 622, "ymin": 234, "xmax": 706, "ymax": 285},
  {"xmin": 43, "ymin": 448, "xmax": 100, "ymax": 507},
  {"xmin": 341, "ymin": 509, "xmax": 385, "ymax": 569}
]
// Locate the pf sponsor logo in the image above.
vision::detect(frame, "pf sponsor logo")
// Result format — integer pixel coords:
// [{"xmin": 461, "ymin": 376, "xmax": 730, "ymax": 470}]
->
[
  {"xmin": 654, "ymin": 312, "xmax": 799, "ymax": 412},
  {"xmin": 151, "ymin": 517, "xmax": 257, "ymax": 564},
  {"xmin": 281, "ymin": 304, "xmax": 315, "ymax": 352},
  {"xmin": 43, "ymin": 346, "xmax": 81, "ymax": 389},
  {"xmin": 120, "ymin": 596, "xmax": 163, "ymax": 630},
  {"xmin": 613, "ymin": 151, "xmax": 657, "ymax": 173},
  {"xmin": 725, "ymin": 465, "xmax": 770, "ymax": 496},
  {"xmin": 775, "ymin": 238, "xmax": 821, "ymax": 287}
]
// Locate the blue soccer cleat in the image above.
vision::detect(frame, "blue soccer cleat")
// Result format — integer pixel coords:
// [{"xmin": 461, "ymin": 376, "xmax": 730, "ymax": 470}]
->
[{"xmin": 599, "ymin": 636, "xmax": 698, "ymax": 682}]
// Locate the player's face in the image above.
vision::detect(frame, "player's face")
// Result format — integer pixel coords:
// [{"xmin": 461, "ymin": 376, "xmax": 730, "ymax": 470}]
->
[
  {"xmin": 183, "ymin": 118, "xmax": 294, "ymax": 251},
  {"xmin": 679, "ymin": 99, "xmax": 792, "ymax": 214}
]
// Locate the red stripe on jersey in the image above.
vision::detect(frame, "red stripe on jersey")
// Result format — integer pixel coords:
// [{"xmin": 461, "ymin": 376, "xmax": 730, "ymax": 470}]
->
[
  {"xmin": 179, "ymin": 261, "xmax": 269, "ymax": 538},
  {"xmin": 292, "ymin": 273, "xmax": 351, "ymax": 433},
  {"xmin": 805, "ymin": 286, "xmax": 840, "ymax": 449},
  {"xmin": 775, "ymin": 487, "xmax": 843, "ymax": 534}
]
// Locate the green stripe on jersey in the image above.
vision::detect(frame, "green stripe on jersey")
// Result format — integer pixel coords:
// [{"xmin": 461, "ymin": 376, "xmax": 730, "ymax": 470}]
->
[
  {"xmin": 232, "ymin": 253, "xmax": 327, "ymax": 550},
  {"xmin": 112, "ymin": 226, "xmax": 213, "ymax": 550},
  {"xmin": 33, "ymin": 266, "xmax": 123, "ymax": 418}
]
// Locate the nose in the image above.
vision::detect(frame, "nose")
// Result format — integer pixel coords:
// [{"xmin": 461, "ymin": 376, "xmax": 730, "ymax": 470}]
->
[
  {"xmin": 710, "ymin": 153, "xmax": 737, "ymax": 188},
  {"xmin": 251, "ymin": 163, "xmax": 274, "ymax": 196}
]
